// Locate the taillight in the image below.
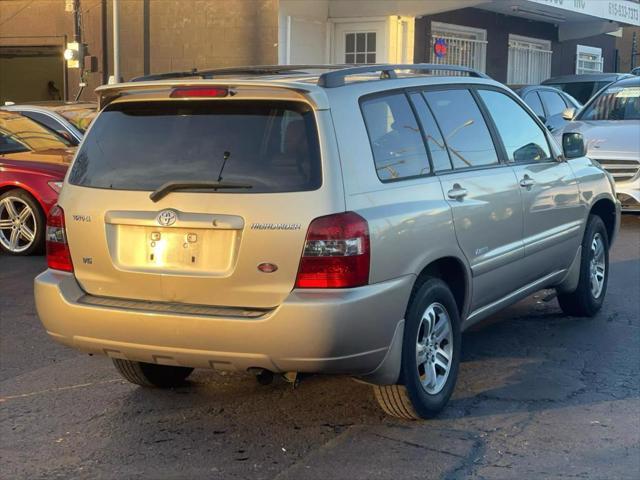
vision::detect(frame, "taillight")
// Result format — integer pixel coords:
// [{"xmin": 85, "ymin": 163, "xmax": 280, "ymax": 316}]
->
[
  {"xmin": 295, "ymin": 212, "xmax": 370, "ymax": 288},
  {"xmin": 46, "ymin": 205, "xmax": 73, "ymax": 272}
]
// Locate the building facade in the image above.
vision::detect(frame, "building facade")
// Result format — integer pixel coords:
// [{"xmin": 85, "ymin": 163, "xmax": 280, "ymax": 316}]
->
[
  {"xmin": 279, "ymin": 0, "xmax": 640, "ymax": 83},
  {"xmin": 1, "ymin": 0, "xmax": 639, "ymax": 103},
  {"xmin": 0, "ymin": 0, "xmax": 279, "ymax": 103}
]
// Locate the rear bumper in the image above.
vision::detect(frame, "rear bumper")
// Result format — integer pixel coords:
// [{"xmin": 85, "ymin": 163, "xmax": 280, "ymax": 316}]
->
[{"xmin": 35, "ymin": 270, "xmax": 412, "ymax": 377}]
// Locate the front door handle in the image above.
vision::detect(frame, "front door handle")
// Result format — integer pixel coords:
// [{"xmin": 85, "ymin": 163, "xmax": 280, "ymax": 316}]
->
[
  {"xmin": 447, "ymin": 184, "xmax": 468, "ymax": 200},
  {"xmin": 519, "ymin": 175, "xmax": 535, "ymax": 188}
]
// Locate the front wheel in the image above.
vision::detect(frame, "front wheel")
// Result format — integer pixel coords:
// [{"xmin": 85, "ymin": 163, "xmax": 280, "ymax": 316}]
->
[
  {"xmin": 113, "ymin": 359, "xmax": 193, "ymax": 388},
  {"xmin": 0, "ymin": 189, "xmax": 45, "ymax": 256},
  {"xmin": 557, "ymin": 214, "xmax": 609, "ymax": 317},
  {"xmin": 373, "ymin": 278, "xmax": 461, "ymax": 419}
]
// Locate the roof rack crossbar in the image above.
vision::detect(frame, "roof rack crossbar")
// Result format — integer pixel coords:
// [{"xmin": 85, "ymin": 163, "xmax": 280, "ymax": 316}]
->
[
  {"xmin": 131, "ymin": 65, "xmax": 348, "ymax": 82},
  {"xmin": 317, "ymin": 64, "xmax": 490, "ymax": 88}
]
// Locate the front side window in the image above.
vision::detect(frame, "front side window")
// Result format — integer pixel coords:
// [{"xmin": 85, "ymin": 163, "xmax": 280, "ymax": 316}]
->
[
  {"xmin": 69, "ymin": 100, "xmax": 322, "ymax": 193},
  {"xmin": 361, "ymin": 93, "xmax": 430, "ymax": 181},
  {"xmin": 539, "ymin": 90, "xmax": 567, "ymax": 117},
  {"xmin": 478, "ymin": 89, "xmax": 551, "ymax": 164},
  {"xmin": 578, "ymin": 84, "xmax": 640, "ymax": 121},
  {"xmin": 423, "ymin": 89, "xmax": 498, "ymax": 169}
]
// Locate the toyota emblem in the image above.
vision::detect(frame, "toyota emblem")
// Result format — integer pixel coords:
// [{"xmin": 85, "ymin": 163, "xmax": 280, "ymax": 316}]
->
[{"xmin": 156, "ymin": 209, "xmax": 178, "ymax": 226}]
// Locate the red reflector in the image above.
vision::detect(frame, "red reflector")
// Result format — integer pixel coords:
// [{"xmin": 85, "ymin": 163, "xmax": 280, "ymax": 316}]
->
[
  {"xmin": 170, "ymin": 87, "xmax": 229, "ymax": 98},
  {"xmin": 295, "ymin": 212, "xmax": 370, "ymax": 288},
  {"xmin": 46, "ymin": 205, "xmax": 73, "ymax": 272}
]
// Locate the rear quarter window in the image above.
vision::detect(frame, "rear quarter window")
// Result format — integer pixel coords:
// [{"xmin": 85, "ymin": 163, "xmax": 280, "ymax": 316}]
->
[
  {"xmin": 361, "ymin": 93, "xmax": 430, "ymax": 182},
  {"xmin": 69, "ymin": 100, "xmax": 322, "ymax": 193}
]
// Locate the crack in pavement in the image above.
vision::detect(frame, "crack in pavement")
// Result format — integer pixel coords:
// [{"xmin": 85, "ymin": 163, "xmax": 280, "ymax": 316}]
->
[{"xmin": 0, "ymin": 379, "xmax": 122, "ymax": 402}]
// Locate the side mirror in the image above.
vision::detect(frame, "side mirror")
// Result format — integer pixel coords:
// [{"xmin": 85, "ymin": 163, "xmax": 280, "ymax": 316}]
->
[
  {"xmin": 514, "ymin": 142, "xmax": 548, "ymax": 163},
  {"xmin": 562, "ymin": 132, "xmax": 586, "ymax": 159},
  {"xmin": 562, "ymin": 107, "xmax": 576, "ymax": 121}
]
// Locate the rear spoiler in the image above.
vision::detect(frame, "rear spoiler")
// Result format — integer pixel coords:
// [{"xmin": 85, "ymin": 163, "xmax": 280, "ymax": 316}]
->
[{"xmin": 95, "ymin": 81, "xmax": 326, "ymax": 110}]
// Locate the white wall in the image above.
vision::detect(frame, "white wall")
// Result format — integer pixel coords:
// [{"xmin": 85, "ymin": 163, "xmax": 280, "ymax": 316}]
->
[
  {"xmin": 279, "ymin": 0, "xmax": 330, "ymax": 64},
  {"xmin": 278, "ymin": 0, "xmax": 474, "ymax": 65}
]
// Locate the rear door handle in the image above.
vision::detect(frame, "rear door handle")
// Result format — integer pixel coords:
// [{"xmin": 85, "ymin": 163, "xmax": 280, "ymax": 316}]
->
[
  {"xmin": 447, "ymin": 184, "xmax": 468, "ymax": 200},
  {"xmin": 519, "ymin": 176, "xmax": 535, "ymax": 188}
]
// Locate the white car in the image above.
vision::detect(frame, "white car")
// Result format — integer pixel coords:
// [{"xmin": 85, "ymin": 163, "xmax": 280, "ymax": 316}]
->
[{"xmin": 556, "ymin": 76, "xmax": 640, "ymax": 211}]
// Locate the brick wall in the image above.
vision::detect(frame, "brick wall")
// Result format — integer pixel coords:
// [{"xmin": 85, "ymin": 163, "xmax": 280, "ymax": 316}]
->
[
  {"xmin": 0, "ymin": 0, "xmax": 279, "ymax": 102},
  {"xmin": 617, "ymin": 26, "xmax": 640, "ymax": 71}
]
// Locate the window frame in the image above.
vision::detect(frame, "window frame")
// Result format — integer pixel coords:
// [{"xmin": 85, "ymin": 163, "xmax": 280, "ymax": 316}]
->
[
  {"xmin": 358, "ymin": 84, "xmax": 560, "ymax": 185},
  {"xmin": 344, "ymin": 31, "xmax": 377, "ymax": 65}
]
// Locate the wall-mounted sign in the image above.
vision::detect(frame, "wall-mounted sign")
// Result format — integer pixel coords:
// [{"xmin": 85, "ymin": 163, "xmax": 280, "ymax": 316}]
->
[
  {"xmin": 434, "ymin": 38, "xmax": 447, "ymax": 58},
  {"xmin": 529, "ymin": 0, "xmax": 639, "ymax": 26}
]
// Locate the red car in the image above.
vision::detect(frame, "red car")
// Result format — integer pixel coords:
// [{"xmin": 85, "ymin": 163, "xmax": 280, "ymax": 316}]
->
[{"xmin": 0, "ymin": 111, "xmax": 75, "ymax": 255}]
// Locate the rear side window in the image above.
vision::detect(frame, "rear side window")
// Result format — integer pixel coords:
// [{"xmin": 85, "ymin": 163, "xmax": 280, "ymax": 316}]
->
[
  {"xmin": 69, "ymin": 100, "xmax": 321, "ymax": 193},
  {"xmin": 523, "ymin": 92, "xmax": 545, "ymax": 118},
  {"xmin": 478, "ymin": 90, "xmax": 551, "ymax": 164},
  {"xmin": 423, "ymin": 89, "xmax": 499, "ymax": 169},
  {"xmin": 20, "ymin": 111, "xmax": 78, "ymax": 145},
  {"xmin": 539, "ymin": 91, "xmax": 567, "ymax": 117},
  {"xmin": 361, "ymin": 93, "xmax": 430, "ymax": 181}
]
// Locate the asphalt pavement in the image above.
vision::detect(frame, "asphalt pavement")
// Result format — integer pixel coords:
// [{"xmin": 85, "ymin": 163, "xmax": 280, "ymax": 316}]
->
[{"xmin": 1, "ymin": 216, "xmax": 639, "ymax": 480}]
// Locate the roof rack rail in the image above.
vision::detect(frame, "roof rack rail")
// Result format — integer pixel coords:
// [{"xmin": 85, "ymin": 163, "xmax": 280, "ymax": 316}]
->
[
  {"xmin": 317, "ymin": 64, "xmax": 490, "ymax": 88},
  {"xmin": 130, "ymin": 65, "xmax": 347, "ymax": 82}
]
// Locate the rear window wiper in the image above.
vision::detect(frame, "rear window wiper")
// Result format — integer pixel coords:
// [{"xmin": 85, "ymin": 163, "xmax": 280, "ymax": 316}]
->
[{"xmin": 149, "ymin": 180, "xmax": 252, "ymax": 202}]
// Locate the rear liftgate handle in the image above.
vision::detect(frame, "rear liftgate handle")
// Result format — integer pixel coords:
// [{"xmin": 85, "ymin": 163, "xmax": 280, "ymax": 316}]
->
[{"xmin": 447, "ymin": 183, "xmax": 468, "ymax": 201}]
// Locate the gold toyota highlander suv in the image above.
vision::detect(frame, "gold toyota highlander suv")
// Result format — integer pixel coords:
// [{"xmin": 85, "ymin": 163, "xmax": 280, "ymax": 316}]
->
[{"xmin": 35, "ymin": 65, "xmax": 620, "ymax": 419}]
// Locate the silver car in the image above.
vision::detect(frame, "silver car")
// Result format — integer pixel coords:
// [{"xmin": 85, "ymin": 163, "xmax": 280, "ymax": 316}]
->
[
  {"xmin": 34, "ymin": 64, "xmax": 620, "ymax": 419},
  {"xmin": 556, "ymin": 76, "xmax": 640, "ymax": 211},
  {"xmin": 2, "ymin": 102, "xmax": 97, "ymax": 145}
]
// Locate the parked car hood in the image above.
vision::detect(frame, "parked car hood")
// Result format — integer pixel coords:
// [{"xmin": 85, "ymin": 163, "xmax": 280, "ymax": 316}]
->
[{"xmin": 555, "ymin": 120, "xmax": 640, "ymax": 160}]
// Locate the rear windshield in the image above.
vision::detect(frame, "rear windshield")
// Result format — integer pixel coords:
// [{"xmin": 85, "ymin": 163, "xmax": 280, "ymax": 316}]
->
[
  {"xmin": 546, "ymin": 81, "xmax": 610, "ymax": 104},
  {"xmin": 69, "ymin": 100, "xmax": 321, "ymax": 193}
]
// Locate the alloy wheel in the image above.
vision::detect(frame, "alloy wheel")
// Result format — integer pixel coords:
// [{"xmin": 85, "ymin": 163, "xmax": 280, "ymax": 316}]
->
[
  {"xmin": 0, "ymin": 196, "xmax": 37, "ymax": 253},
  {"xmin": 415, "ymin": 302, "xmax": 454, "ymax": 395},
  {"xmin": 589, "ymin": 232, "xmax": 606, "ymax": 299}
]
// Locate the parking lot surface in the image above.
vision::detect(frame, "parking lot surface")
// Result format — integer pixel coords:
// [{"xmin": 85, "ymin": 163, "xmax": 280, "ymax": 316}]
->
[{"xmin": 1, "ymin": 216, "xmax": 638, "ymax": 480}]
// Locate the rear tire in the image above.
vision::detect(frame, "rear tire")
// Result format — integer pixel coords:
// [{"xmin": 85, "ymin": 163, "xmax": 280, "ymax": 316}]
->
[
  {"xmin": 557, "ymin": 214, "xmax": 609, "ymax": 317},
  {"xmin": 112, "ymin": 359, "xmax": 193, "ymax": 388},
  {"xmin": 0, "ymin": 189, "xmax": 45, "ymax": 256},
  {"xmin": 373, "ymin": 278, "xmax": 461, "ymax": 419}
]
